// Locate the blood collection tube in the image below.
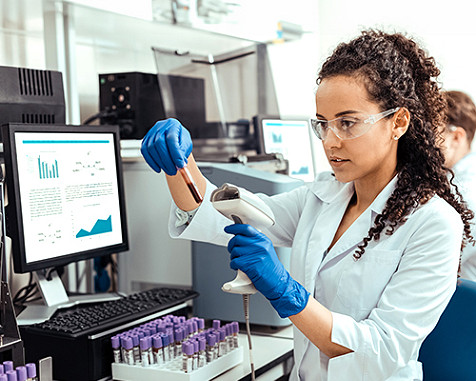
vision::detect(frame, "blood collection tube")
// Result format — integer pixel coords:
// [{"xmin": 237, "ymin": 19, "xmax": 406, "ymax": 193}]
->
[
  {"xmin": 3, "ymin": 363, "xmax": 13, "ymax": 373},
  {"xmin": 175, "ymin": 328, "xmax": 184, "ymax": 357},
  {"xmin": 15, "ymin": 367, "xmax": 26, "ymax": 381},
  {"xmin": 152, "ymin": 335, "xmax": 164, "ymax": 365},
  {"xmin": 218, "ymin": 328, "xmax": 227, "ymax": 356},
  {"xmin": 0, "ymin": 374, "xmax": 6, "ymax": 381},
  {"xmin": 182, "ymin": 342, "xmax": 193, "ymax": 373},
  {"xmin": 140, "ymin": 337, "xmax": 152, "ymax": 367},
  {"xmin": 233, "ymin": 321, "xmax": 240, "ymax": 348},
  {"xmin": 111, "ymin": 336, "xmax": 122, "ymax": 363},
  {"xmin": 130, "ymin": 334, "xmax": 141, "ymax": 364},
  {"xmin": 25, "ymin": 364, "xmax": 37, "ymax": 381},
  {"xmin": 207, "ymin": 333, "xmax": 218, "ymax": 362},
  {"xmin": 191, "ymin": 340, "xmax": 199, "ymax": 370},
  {"xmin": 178, "ymin": 166, "xmax": 203, "ymax": 204},
  {"xmin": 198, "ymin": 337, "xmax": 206, "ymax": 368},
  {"xmin": 162, "ymin": 334, "xmax": 171, "ymax": 362},
  {"xmin": 122, "ymin": 337, "xmax": 135, "ymax": 365},
  {"xmin": 197, "ymin": 318, "xmax": 205, "ymax": 333},
  {"xmin": 5, "ymin": 370, "xmax": 16, "ymax": 381}
]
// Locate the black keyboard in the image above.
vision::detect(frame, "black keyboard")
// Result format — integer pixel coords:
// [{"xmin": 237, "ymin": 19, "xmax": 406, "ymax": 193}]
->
[{"xmin": 24, "ymin": 287, "xmax": 198, "ymax": 338}]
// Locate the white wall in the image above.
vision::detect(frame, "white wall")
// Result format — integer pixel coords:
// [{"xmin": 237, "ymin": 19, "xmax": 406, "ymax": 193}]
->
[{"xmin": 316, "ymin": 0, "xmax": 476, "ymax": 102}]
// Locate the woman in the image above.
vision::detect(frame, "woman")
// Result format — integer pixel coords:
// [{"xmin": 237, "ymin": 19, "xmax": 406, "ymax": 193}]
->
[{"xmin": 141, "ymin": 30, "xmax": 473, "ymax": 380}]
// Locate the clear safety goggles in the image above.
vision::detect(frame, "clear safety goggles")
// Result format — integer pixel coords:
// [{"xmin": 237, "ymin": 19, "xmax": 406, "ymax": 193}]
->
[{"xmin": 310, "ymin": 107, "xmax": 400, "ymax": 140}]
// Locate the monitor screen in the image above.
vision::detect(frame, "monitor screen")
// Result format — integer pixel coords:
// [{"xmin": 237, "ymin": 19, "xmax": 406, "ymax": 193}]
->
[
  {"xmin": 257, "ymin": 118, "xmax": 315, "ymax": 182},
  {"xmin": 2, "ymin": 123, "xmax": 129, "ymax": 273}
]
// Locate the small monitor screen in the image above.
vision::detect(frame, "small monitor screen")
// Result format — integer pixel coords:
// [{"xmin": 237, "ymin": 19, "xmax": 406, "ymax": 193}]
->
[
  {"xmin": 260, "ymin": 119, "xmax": 315, "ymax": 182},
  {"xmin": 3, "ymin": 124, "xmax": 128, "ymax": 273}
]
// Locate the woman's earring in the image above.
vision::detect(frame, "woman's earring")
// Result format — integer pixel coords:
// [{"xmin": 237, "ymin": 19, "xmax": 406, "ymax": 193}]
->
[{"xmin": 393, "ymin": 135, "xmax": 399, "ymax": 141}]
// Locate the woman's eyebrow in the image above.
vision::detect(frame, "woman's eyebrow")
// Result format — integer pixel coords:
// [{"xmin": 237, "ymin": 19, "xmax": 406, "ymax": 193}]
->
[{"xmin": 316, "ymin": 110, "xmax": 361, "ymax": 119}]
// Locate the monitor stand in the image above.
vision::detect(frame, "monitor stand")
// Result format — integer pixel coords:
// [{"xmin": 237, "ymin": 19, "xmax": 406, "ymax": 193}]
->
[{"xmin": 16, "ymin": 269, "xmax": 122, "ymax": 326}]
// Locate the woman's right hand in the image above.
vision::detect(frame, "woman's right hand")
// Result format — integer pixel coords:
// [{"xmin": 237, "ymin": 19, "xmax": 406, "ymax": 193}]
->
[{"xmin": 141, "ymin": 118, "xmax": 193, "ymax": 176}]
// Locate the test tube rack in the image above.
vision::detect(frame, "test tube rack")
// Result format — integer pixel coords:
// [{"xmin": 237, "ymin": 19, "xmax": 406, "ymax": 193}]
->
[{"xmin": 112, "ymin": 346, "xmax": 243, "ymax": 381}]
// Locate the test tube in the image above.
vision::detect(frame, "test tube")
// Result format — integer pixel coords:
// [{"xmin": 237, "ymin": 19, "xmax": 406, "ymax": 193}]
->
[
  {"xmin": 140, "ymin": 337, "xmax": 152, "ymax": 367},
  {"xmin": 197, "ymin": 318, "xmax": 205, "ymax": 333},
  {"xmin": 162, "ymin": 334, "xmax": 171, "ymax": 362},
  {"xmin": 130, "ymin": 334, "xmax": 141, "ymax": 364},
  {"xmin": 15, "ymin": 367, "xmax": 26, "ymax": 381},
  {"xmin": 5, "ymin": 370, "xmax": 16, "ymax": 381},
  {"xmin": 111, "ymin": 336, "xmax": 122, "ymax": 363},
  {"xmin": 122, "ymin": 337, "xmax": 135, "ymax": 365},
  {"xmin": 178, "ymin": 166, "xmax": 203, "ymax": 204},
  {"xmin": 198, "ymin": 338, "xmax": 206, "ymax": 368},
  {"xmin": 0, "ymin": 374, "xmax": 6, "ymax": 381},
  {"xmin": 232, "ymin": 321, "xmax": 240, "ymax": 349},
  {"xmin": 25, "ymin": 364, "xmax": 37, "ymax": 381},
  {"xmin": 3, "ymin": 363, "xmax": 13, "ymax": 373},
  {"xmin": 182, "ymin": 342, "xmax": 193, "ymax": 373},
  {"xmin": 152, "ymin": 335, "xmax": 164, "ymax": 365},
  {"xmin": 218, "ymin": 328, "xmax": 227, "ymax": 356},
  {"xmin": 192, "ymin": 340, "xmax": 199, "ymax": 370}
]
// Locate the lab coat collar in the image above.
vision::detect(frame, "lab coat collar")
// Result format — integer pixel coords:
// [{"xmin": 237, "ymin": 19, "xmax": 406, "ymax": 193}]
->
[
  {"xmin": 306, "ymin": 172, "xmax": 355, "ymax": 204},
  {"xmin": 307, "ymin": 172, "xmax": 399, "ymax": 214},
  {"xmin": 368, "ymin": 174, "xmax": 399, "ymax": 215},
  {"xmin": 315, "ymin": 174, "xmax": 399, "ymax": 271}
]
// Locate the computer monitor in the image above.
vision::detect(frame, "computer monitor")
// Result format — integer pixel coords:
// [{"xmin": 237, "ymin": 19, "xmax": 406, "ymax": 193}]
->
[
  {"xmin": 255, "ymin": 116, "xmax": 315, "ymax": 182},
  {"xmin": 2, "ymin": 123, "xmax": 128, "ymax": 318}
]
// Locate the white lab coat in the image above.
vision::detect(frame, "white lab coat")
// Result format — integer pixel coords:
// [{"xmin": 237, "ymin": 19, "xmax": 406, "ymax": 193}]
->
[
  {"xmin": 169, "ymin": 171, "xmax": 463, "ymax": 380},
  {"xmin": 452, "ymin": 152, "xmax": 476, "ymax": 281}
]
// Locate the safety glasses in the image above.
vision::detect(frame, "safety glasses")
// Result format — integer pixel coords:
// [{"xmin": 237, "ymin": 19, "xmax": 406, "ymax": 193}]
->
[{"xmin": 310, "ymin": 107, "xmax": 400, "ymax": 140}]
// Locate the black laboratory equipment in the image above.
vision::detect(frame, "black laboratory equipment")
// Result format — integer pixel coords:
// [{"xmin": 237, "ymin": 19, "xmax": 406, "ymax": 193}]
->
[
  {"xmin": 0, "ymin": 65, "xmax": 65, "ymax": 135},
  {"xmin": 98, "ymin": 71, "xmax": 208, "ymax": 140}
]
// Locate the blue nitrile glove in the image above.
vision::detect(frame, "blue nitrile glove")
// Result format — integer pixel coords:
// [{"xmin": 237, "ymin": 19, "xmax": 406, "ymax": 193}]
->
[
  {"xmin": 141, "ymin": 118, "xmax": 192, "ymax": 176},
  {"xmin": 225, "ymin": 224, "xmax": 310, "ymax": 318}
]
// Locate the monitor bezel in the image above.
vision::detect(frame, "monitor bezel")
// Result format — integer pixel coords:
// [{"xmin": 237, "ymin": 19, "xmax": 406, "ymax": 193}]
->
[
  {"xmin": 2, "ymin": 122, "xmax": 129, "ymax": 274},
  {"xmin": 253, "ymin": 115, "xmax": 316, "ymax": 180}
]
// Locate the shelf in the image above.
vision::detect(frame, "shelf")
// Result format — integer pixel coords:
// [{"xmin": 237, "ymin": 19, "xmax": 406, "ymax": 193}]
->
[{"xmin": 64, "ymin": 1, "xmax": 257, "ymax": 56}]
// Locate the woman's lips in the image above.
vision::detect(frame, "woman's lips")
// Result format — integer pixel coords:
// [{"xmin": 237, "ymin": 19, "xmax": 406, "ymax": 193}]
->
[{"xmin": 329, "ymin": 157, "xmax": 349, "ymax": 167}]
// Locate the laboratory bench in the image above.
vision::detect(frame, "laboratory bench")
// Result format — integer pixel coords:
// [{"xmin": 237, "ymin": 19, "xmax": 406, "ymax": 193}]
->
[{"xmin": 215, "ymin": 326, "xmax": 294, "ymax": 381}]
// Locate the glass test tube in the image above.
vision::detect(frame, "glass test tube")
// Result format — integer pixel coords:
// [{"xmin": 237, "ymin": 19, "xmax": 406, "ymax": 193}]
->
[{"xmin": 178, "ymin": 166, "xmax": 203, "ymax": 204}]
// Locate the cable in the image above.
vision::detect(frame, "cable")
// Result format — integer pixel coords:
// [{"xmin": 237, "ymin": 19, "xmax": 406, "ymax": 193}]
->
[
  {"xmin": 82, "ymin": 108, "xmax": 118, "ymax": 125},
  {"xmin": 243, "ymin": 294, "xmax": 255, "ymax": 381}
]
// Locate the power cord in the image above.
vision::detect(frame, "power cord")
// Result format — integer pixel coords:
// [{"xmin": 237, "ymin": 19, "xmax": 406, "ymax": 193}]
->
[
  {"xmin": 82, "ymin": 108, "xmax": 118, "ymax": 125},
  {"xmin": 242, "ymin": 294, "xmax": 256, "ymax": 381}
]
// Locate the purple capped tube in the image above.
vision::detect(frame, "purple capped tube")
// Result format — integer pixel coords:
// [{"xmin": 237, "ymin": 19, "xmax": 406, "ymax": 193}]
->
[
  {"xmin": 182, "ymin": 342, "xmax": 194, "ymax": 373},
  {"xmin": 25, "ymin": 364, "xmax": 37, "ymax": 381},
  {"xmin": 15, "ymin": 367, "xmax": 26, "ymax": 381},
  {"xmin": 140, "ymin": 337, "xmax": 152, "ymax": 367},
  {"xmin": 152, "ymin": 335, "xmax": 164, "ymax": 365},
  {"xmin": 111, "ymin": 336, "xmax": 122, "ymax": 363},
  {"xmin": 2, "ymin": 363, "xmax": 13, "ymax": 373},
  {"xmin": 122, "ymin": 337, "xmax": 135, "ymax": 365}
]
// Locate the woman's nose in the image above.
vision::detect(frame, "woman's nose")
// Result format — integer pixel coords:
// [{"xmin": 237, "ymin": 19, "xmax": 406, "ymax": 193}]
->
[{"xmin": 322, "ymin": 128, "xmax": 341, "ymax": 148}]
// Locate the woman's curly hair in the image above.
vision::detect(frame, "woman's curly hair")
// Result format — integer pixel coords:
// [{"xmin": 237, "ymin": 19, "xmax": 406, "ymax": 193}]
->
[{"xmin": 317, "ymin": 29, "xmax": 474, "ymax": 260}]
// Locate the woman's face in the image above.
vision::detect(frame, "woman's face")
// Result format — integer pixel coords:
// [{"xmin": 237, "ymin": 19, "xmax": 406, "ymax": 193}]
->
[{"xmin": 315, "ymin": 75, "xmax": 399, "ymax": 186}]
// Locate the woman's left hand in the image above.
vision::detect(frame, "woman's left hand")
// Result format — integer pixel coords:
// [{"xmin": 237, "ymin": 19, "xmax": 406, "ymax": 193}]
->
[{"xmin": 225, "ymin": 224, "xmax": 310, "ymax": 318}]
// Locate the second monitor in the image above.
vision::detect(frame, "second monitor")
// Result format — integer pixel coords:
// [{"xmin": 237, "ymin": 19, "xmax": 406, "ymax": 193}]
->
[{"xmin": 255, "ymin": 116, "xmax": 316, "ymax": 182}]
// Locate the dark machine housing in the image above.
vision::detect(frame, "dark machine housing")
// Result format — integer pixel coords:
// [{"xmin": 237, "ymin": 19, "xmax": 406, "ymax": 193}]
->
[{"xmin": 0, "ymin": 65, "xmax": 65, "ymax": 133}]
